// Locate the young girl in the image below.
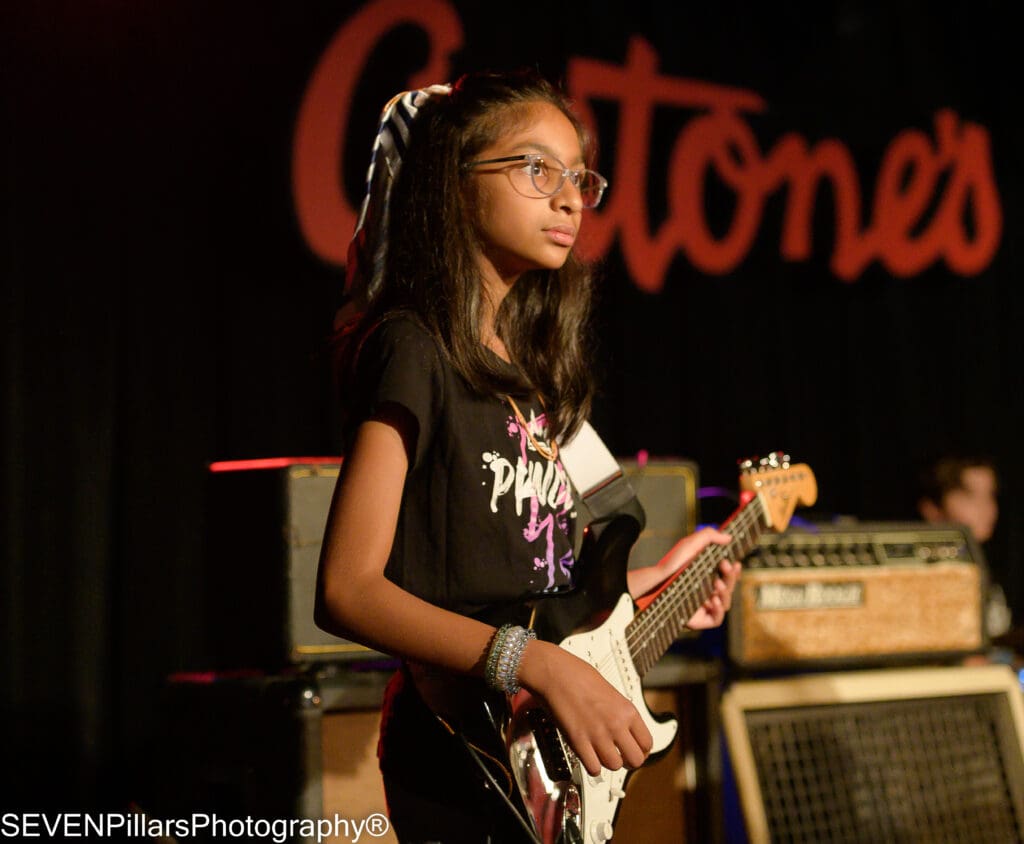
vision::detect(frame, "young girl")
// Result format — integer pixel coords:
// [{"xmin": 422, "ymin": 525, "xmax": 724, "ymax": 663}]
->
[{"xmin": 315, "ymin": 70, "xmax": 740, "ymax": 843}]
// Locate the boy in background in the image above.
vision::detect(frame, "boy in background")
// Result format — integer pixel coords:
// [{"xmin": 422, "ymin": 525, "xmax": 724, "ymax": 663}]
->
[{"xmin": 916, "ymin": 455, "xmax": 1010, "ymax": 639}]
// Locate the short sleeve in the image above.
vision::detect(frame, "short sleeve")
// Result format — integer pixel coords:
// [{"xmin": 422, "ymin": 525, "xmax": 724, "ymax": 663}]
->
[{"xmin": 353, "ymin": 315, "xmax": 444, "ymax": 470}]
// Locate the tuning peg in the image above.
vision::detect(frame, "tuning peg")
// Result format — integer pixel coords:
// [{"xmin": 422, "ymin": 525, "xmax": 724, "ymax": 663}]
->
[{"xmin": 760, "ymin": 452, "xmax": 792, "ymax": 469}]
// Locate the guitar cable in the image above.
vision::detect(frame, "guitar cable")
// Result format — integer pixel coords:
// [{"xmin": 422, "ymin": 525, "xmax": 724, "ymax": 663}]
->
[
  {"xmin": 457, "ymin": 731, "xmax": 544, "ymax": 844},
  {"xmin": 435, "ymin": 712, "xmax": 543, "ymax": 844}
]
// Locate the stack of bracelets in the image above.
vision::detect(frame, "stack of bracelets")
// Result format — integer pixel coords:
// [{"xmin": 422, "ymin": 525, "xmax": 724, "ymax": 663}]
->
[{"xmin": 485, "ymin": 624, "xmax": 537, "ymax": 695}]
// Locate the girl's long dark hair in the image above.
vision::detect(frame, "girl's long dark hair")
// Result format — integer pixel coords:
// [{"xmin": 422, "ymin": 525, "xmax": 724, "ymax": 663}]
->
[{"xmin": 337, "ymin": 70, "xmax": 596, "ymax": 442}]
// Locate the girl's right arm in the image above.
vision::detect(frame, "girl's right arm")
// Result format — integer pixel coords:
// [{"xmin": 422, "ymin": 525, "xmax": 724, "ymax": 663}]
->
[
  {"xmin": 315, "ymin": 414, "xmax": 497, "ymax": 675},
  {"xmin": 314, "ymin": 413, "xmax": 653, "ymax": 776}
]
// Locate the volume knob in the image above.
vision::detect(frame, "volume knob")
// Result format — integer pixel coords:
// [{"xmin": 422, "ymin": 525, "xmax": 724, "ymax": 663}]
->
[{"xmin": 591, "ymin": 820, "xmax": 614, "ymax": 842}]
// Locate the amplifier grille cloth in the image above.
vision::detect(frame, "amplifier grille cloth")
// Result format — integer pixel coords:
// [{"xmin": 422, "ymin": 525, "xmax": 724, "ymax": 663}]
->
[{"xmin": 745, "ymin": 694, "xmax": 1024, "ymax": 842}]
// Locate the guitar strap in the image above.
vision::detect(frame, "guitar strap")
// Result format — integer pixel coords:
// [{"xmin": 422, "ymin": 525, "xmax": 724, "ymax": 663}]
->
[{"xmin": 559, "ymin": 421, "xmax": 645, "ymax": 530}]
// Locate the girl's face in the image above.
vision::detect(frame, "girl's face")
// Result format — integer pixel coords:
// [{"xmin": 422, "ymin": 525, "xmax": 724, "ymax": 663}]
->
[{"xmin": 467, "ymin": 101, "xmax": 585, "ymax": 294}]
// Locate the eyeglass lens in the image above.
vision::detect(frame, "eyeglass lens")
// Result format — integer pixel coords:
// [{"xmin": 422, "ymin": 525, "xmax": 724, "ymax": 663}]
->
[{"xmin": 525, "ymin": 158, "xmax": 605, "ymax": 208}]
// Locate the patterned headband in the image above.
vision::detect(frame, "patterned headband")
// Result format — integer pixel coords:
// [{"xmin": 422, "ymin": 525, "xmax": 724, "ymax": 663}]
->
[{"xmin": 338, "ymin": 84, "xmax": 452, "ymax": 328}]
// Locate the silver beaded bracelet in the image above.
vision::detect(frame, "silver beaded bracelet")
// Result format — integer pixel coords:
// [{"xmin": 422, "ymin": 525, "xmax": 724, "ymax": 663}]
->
[
  {"xmin": 485, "ymin": 624, "xmax": 537, "ymax": 695},
  {"xmin": 484, "ymin": 624, "xmax": 512, "ymax": 690}
]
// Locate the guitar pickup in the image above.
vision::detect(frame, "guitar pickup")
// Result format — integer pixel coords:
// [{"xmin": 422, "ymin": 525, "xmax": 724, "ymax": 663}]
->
[{"xmin": 527, "ymin": 708, "xmax": 573, "ymax": 781}]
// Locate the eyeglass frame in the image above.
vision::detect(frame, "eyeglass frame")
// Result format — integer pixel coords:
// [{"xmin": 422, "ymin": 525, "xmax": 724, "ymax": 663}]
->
[{"xmin": 463, "ymin": 153, "xmax": 609, "ymax": 208}]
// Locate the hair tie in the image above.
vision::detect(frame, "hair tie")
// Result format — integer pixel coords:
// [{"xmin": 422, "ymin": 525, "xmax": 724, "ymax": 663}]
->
[{"xmin": 336, "ymin": 84, "xmax": 452, "ymax": 330}]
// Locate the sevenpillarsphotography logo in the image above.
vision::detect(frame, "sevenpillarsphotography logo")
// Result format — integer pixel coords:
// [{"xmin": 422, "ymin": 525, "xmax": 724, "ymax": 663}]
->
[
  {"xmin": 755, "ymin": 581, "xmax": 865, "ymax": 611},
  {"xmin": 0, "ymin": 812, "xmax": 391, "ymax": 843}
]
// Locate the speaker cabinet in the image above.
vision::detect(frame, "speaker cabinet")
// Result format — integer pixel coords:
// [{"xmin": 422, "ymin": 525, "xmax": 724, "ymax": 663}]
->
[
  {"xmin": 203, "ymin": 459, "xmax": 381, "ymax": 669},
  {"xmin": 611, "ymin": 457, "xmax": 699, "ymax": 569},
  {"xmin": 722, "ymin": 665, "xmax": 1024, "ymax": 843},
  {"xmin": 622, "ymin": 457, "xmax": 699, "ymax": 568},
  {"xmin": 155, "ymin": 669, "xmax": 398, "ymax": 843}
]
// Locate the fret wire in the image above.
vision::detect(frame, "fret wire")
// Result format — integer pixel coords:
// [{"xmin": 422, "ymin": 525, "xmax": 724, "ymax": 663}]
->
[
  {"xmin": 636, "ymin": 502, "xmax": 760, "ymax": 627},
  {"xmin": 626, "ymin": 495, "xmax": 767, "ymax": 662},
  {"xmin": 630, "ymin": 539, "xmax": 727, "ymax": 658}
]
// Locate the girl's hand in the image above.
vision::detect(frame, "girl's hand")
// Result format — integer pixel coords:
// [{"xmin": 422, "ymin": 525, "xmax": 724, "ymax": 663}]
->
[
  {"xmin": 685, "ymin": 557, "xmax": 741, "ymax": 630},
  {"xmin": 657, "ymin": 526, "xmax": 732, "ymax": 579},
  {"xmin": 517, "ymin": 639, "xmax": 652, "ymax": 776}
]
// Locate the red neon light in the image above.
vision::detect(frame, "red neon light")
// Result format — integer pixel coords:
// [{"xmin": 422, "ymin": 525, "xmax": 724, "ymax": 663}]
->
[{"xmin": 208, "ymin": 456, "xmax": 342, "ymax": 473}]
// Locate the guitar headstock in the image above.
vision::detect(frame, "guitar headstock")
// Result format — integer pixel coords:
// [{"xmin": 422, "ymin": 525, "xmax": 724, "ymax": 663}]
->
[{"xmin": 738, "ymin": 452, "xmax": 817, "ymax": 531}]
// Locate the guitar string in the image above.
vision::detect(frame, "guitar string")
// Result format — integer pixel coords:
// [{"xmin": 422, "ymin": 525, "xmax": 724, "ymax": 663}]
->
[
  {"xmin": 580, "ymin": 498, "xmax": 766, "ymax": 683},
  {"xmin": 636, "ymin": 501, "xmax": 761, "ymax": 638},
  {"xmin": 586, "ymin": 528, "xmax": 757, "ymax": 683},
  {"xmin": 582, "ymin": 497, "xmax": 766, "ymax": 680},
  {"xmin": 626, "ymin": 499, "xmax": 765, "ymax": 671}
]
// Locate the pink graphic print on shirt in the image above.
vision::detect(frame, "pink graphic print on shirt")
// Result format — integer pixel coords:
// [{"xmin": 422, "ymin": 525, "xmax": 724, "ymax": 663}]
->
[{"xmin": 480, "ymin": 408, "xmax": 575, "ymax": 591}]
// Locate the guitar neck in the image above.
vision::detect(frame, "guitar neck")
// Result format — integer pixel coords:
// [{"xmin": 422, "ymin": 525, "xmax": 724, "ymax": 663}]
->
[{"xmin": 625, "ymin": 493, "xmax": 768, "ymax": 678}]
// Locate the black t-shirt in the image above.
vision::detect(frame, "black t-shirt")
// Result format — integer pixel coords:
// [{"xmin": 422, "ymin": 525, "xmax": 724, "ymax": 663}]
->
[{"xmin": 348, "ymin": 314, "xmax": 578, "ymax": 616}]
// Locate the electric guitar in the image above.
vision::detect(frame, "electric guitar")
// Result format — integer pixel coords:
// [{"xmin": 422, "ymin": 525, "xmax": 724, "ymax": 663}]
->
[{"xmin": 416, "ymin": 454, "xmax": 817, "ymax": 843}]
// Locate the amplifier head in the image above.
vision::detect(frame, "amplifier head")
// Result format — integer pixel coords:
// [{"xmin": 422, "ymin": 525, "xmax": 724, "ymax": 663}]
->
[{"xmin": 729, "ymin": 522, "xmax": 988, "ymax": 669}]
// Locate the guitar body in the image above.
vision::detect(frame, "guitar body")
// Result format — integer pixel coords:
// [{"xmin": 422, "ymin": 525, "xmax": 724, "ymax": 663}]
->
[
  {"xmin": 506, "ymin": 592, "xmax": 679, "ymax": 843},
  {"xmin": 508, "ymin": 500, "xmax": 646, "ymax": 643},
  {"xmin": 466, "ymin": 505, "xmax": 677, "ymax": 843}
]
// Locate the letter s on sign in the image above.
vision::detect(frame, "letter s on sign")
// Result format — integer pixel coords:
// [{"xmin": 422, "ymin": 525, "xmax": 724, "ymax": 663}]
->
[{"xmin": 292, "ymin": 0, "xmax": 463, "ymax": 266}]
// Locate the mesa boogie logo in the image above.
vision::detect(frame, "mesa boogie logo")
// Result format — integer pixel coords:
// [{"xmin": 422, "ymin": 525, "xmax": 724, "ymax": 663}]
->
[{"xmin": 755, "ymin": 581, "xmax": 865, "ymax": 611}]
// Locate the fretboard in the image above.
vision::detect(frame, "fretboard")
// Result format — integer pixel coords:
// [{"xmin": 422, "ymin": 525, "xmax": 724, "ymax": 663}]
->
[{"xmin": 625, "ymin": 493, "xmax": 767, "ymax": 678}]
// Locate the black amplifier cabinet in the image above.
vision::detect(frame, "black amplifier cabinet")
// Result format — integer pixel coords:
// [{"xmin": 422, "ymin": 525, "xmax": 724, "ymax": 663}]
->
[
  {"xmin": 204, "ymin": 458, "xmax": 381, "ymax": 669},
  {"xmin": 729, "ymin": 522, "xmax": 988, "ymax": 670}
]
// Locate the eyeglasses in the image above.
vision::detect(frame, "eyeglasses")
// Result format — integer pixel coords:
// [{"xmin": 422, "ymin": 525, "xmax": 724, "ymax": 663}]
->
[{"xmin": 464, "ymin": 154, "xmax": 608, "ymax": 208}]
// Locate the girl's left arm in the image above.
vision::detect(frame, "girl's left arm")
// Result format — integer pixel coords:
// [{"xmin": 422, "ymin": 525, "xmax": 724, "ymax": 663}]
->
[{"xmin": 625, "ymin": 527, "xmax": 741, "ymax": 630}]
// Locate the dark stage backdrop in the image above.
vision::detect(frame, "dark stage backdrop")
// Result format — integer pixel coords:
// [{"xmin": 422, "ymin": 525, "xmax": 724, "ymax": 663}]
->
[{"xmin": 3, "ymin": 0, "xmax": 1021, "ymax": 811}]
